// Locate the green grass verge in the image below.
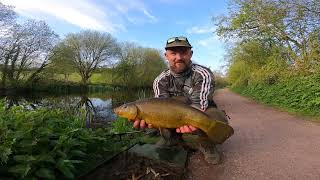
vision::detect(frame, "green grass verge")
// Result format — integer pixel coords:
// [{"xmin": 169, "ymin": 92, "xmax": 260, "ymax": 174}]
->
[{"xmin": 231, "ymin": 75, "xmax": 320, "ymax": 121}]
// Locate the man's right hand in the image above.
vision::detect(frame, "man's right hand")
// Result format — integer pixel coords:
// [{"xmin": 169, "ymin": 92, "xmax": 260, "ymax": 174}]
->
[{"xmin": 133, "ymin": 118, "xmax": 153, "ymax": 129}]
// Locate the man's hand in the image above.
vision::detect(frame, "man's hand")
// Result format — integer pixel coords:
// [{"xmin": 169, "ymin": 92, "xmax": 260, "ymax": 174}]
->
[
  {"xmin": 133, "ymin": 118, "xmax": 153, "ymax": 129},
  {"xmin": 133, "ymin": 118, "xmax": 197, "ymax": 133},
  {"xmin": 176, "ymin": 125, "xmax": 198, "ymax": 133}
]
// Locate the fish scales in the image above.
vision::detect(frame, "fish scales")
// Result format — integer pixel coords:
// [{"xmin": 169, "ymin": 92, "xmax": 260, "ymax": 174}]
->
[{"xmin": 114, "ymin": 98, "xmax": 234, "ymax": 144}]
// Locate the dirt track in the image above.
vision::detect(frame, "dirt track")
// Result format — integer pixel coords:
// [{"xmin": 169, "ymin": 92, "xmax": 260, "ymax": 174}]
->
[{"xmin": 187, "ymin": 89, "xmax": 320, "ymax": 180}]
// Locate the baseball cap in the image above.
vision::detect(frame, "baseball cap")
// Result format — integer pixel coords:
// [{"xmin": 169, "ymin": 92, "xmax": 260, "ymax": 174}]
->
[{"xmin": 165, "ymin": 36, "xmax": 192, "ymax": 50}]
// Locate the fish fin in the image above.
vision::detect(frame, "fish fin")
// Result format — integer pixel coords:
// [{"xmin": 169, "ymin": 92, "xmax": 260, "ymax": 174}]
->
[
  {"xmin": 206, "ymin": 121, "xmax": 234, "ymax": 144},
  {"xmin": 158, "ymin": 128, "xmax": 163, "ymax": 136}
]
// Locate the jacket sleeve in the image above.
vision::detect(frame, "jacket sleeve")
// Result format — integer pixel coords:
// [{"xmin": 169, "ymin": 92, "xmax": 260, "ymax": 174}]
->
[
  {"xmin": 153, "ymin": 71, "xmax": 170, "ymax": 98},
  {"xmin": 189, "ymin": 66, "xmax": 215, "ymax": 111}
]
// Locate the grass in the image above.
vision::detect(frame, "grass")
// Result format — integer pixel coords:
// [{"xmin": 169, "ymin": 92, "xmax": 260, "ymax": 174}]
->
[
  {"xmin": 231, "ymin": 75, "xmax": 320, "ymax": 121},
  {"xmin": 51, "ymin": 72, "xmax": 113, "ymax": 85}
]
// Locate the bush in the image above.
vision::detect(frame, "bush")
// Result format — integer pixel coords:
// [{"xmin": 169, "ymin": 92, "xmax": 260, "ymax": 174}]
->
[
  {"xmin": 0, "ymin": 102, "xmax": 136, "ymax": 179},
  {"xmin": 110, "ymin": 117, "xmax": 134, "ymax": 133},
  {"xmin": 233, "ymin": 74, "xmax": 320, "ymax": 116}
]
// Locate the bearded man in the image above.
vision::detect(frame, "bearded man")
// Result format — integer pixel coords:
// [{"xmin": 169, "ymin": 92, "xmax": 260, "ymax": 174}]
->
[{"xmin": 134, "ymin": 36, "xmax": 227, "ymax": 164}]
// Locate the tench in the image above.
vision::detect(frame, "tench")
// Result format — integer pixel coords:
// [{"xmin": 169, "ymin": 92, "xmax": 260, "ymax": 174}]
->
[{"xmin": 113, "ymin": 98, "xmax": 234, "ymax": 144}]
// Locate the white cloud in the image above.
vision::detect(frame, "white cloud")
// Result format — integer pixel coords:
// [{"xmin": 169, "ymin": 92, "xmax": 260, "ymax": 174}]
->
[
  {"xmin": 187, "ymin": 25, "xmax": 216, "ymax": 34},
  {"xmin": 197, "ymin": 36, "xmax": 219, "ymax": 48},
  {"xmin": 2, "ymin": 0, "xmax": 157, "ymax": 33},
  {"xmin": 126, "ymin": 17, "xmax": 140, "ymax": 25},
  {"xmin": 111, "ymin": 0, "xmax": 158, "ymax": 24},
  {"xmin": 142, "ymin": 9, "xmax": 157, "ymax": 23}
]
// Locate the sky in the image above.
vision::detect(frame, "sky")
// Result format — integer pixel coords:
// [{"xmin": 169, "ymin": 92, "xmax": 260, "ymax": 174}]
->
[{"xmin": 2, "ymin": 0, "xmax": 230, "ymax": 72}]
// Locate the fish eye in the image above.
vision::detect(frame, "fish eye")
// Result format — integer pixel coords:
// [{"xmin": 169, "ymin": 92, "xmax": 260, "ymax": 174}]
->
[{"xmin": 124, "ymin": 105, "xmax": 127, "ymax": 109}]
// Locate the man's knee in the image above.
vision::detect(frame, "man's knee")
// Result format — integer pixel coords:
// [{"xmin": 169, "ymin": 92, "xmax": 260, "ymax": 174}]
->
[{"xmin": 159, "ymin": 128, "xmax": 182, "ymax": 139}]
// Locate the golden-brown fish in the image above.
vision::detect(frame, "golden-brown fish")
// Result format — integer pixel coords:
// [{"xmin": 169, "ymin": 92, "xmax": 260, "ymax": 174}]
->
[{"xmin": 114, "ymin": 98, "xmax": 234, "ymax": 144}]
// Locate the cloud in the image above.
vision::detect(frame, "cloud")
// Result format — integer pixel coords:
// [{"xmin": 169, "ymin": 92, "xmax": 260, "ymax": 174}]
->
[
  {"xmin": 111, "ymin": 0, "xmax": 158, "ymax": 24},
  {"xmin": 142, "ymin": 9, "xmax": 157, "ymax": 23},
  {"xmin": 2, "ymin": 0, "xmax": 157, "ymax": 33},
  {"xmin": 187, "ymin": 25, "xmax": 216, "ymax": 34},
  {"xmin": 197, "ymin": 36, "xmax": 221, "ymax": 48}
]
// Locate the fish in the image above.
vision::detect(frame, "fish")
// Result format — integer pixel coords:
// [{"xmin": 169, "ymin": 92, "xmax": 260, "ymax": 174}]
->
[{"xmin": 113, "ymin": 98, "xmax": 234, "ymax": 144}]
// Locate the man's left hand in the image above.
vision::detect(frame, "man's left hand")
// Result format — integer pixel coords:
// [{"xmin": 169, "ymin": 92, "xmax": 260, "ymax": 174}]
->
[{"xmin": 176, "ymin": 125, "xmax": 198, "ymax": 133}]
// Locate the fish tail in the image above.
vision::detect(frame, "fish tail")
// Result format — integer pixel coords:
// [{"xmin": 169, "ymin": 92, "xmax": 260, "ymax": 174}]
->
[{"xmin": 206, "ymin": 121, "xmax": 234, "ymax": 144}]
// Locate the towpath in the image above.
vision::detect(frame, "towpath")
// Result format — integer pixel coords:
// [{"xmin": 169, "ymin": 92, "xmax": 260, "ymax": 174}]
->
[{"xmin": 187, "ymin": 89, "xmax": 320, "ymax": 180}]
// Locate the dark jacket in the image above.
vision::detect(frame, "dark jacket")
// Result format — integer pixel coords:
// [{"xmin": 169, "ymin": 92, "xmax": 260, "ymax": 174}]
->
[{"xmin": 153, "ymin": 63, "xmax": 216, "ymax": 111}]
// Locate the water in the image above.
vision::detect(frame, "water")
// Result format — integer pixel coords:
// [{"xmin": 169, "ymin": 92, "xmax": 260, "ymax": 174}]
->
[{"xmin": 0, "ymin": 88, "xmax": 154, "ymax": 127}]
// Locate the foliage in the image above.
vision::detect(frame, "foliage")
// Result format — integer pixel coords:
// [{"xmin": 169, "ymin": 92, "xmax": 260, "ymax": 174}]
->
[
  {"xmin": 227, "ymin": 59, "xmax": 250, "ymax": 87},
  {"xmin": 0, "ymin": 4, "xmax": 166, "ymax": 90},
  {"xmin": 215, "ymin": 0, "xmax": 320, "ymax": 117},
  {"xmin": 0, "ymin": 102, "xmax": 136, "ymax": 179},
  {"xmin": 212, "ymin": 71, "xmax": 228, "ymax": 89},
  {"xmin": 216, "ymin": 0, "xmax": 320, "ymax": 73},
  {"xmin": 61, "ymin": 30, "xmax": 120, "ymax": 85},
  {"xmin": 0, "ymin": 17, "xmax": 58, "ymax": 87},
  {"xmin": 110, "ymin": 117, "xmax": 134, "ymax": 133},
  {"xmin": 45, "ymin": 42, "xmax": 76, "ymax": 82},
  {"xmin": 233, "ymin": 74, "xmax": 320, "ymax": 116},
  {"xmin": 112, "ymin": 42, "xmax": 167, "ymax": 88}
]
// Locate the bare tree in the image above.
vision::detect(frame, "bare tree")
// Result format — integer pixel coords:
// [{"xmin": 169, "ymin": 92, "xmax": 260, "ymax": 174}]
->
[
  {"xmin": 0, "ymin": 2, "xmax": 16, "ymax": 31},
  {"xmin": 64, "ymin": 30, "xmax": 120, "ymax": 85},
  {"xmin": 0, "ymin": 19, "xmax": 58, "ymax": 87},
  {"xmin": 0, "ymin": 3, "xmax": 59, "ymax": 87},
  {"xmin": 0, "ymin": 3, "xmax": 16, "ymax": 87}
]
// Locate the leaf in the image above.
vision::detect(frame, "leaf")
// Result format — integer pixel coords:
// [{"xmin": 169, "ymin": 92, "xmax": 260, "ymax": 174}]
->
[
  {"xmin": 66, "ymin": 128, "xmax": 80, "ymax": 134},
  {"xmin": 56, "ymin": 150, "xmax": 67, "ymax": 158},
  {"xmin": 57, "ymin": 159, "xmax": 74, "ymax": 179},
  {"xmin": 18, "ymin": 139, "xmax": 37, "ymax": 148},
  {"xmin": 37, "ymin": 127, "xmax": 53, "ymax": 136},
  {"xmin": 35, "ymin": 154, "xmax": 55, "ymax": 163},
  {"xmin": 65, "ymin": 159, "xmax": 83, "ymax": 164},
  {"xmin": 36, "ymin": 168, "xmax": 55, "ymax": 179},
  {"xmin": 70, "ymin": 149, "xmax": 86, "ymax": 157},
  {"xmin": 0, "ymin": 146, "xmax": 12, "ymax": 163},
  {"xmin": 13, "ymin": 155, "xmax": 36, "ymax": 162},
  {"xmin": 8, "ymin": 164, "xmax": 31, "ymax": 177}
]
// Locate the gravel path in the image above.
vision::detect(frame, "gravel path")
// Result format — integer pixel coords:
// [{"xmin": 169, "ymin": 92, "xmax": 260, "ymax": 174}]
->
[{"xmin": 187, "ymin": 89, "xmax": 320, "ymax": 180}]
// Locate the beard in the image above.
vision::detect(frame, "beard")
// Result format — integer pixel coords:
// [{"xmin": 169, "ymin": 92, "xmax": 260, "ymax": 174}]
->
[{"xmin": 169, "ymin": 60, "xmax": 191, "ymax": 74}]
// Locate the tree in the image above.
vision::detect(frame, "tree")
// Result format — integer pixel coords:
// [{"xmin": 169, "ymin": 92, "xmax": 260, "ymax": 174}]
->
[
  {"xmin": 0, "ymin": 2, "xmax": 16, "ymax": 31},
  {"xmin": 113, "ymin": 42, "xmax": 166, "ymax": 88},
  {"xmin": 63, "ymin": 30, "xmax": 120, "ymax": 85},
  {"xmin": 48, "ymin": 42, "xmax": 76, "ymax": 82},
  {"xmin": 0, "ymin": 18, "xmax": 58, "ymax": 87},
  {"xmin": 139, "ymin": 48, "xmax": 167, "ymax": 87},
  {"xmin": 113, "ymin": 42, "xmax": 141, "ymax": 87},
  {"xmin": 0, "ymin": 3, "xmax": 16, "ymax": 87},
  {"xmin": 215, "ymin": 0, "xmax": 320, "ymax": 72}
]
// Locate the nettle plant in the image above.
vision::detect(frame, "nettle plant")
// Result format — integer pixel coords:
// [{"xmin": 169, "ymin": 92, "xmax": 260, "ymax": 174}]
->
[{"xmin": 0, "ymin": 102, "xmax": 111, "ymax": 179}]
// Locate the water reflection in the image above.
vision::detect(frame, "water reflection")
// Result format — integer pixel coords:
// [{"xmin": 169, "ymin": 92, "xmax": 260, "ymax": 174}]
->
[{"xmin": 1, "ymin": 88, "xmax": 153, "ymax": 127}]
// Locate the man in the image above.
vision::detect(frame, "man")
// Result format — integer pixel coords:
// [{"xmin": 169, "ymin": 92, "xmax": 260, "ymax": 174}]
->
[{"xmin": 133, "ymin": 36, "xmax": 225, "ymax": 164}]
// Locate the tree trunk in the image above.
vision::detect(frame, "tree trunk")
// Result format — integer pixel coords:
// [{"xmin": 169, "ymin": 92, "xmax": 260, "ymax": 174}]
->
[
  {"xmin": 1, "ymin": 57, "xmax": 9, "ymax": 87},
  {"xmin": 27, "ymin": 61, "xmax": 48, "ymax": 84}
]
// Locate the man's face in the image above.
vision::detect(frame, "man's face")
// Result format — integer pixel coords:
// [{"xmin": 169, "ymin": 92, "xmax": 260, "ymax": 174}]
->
[{"xmin": 165, "ymin": 47, "xmax": 193, "ymax": 74}]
